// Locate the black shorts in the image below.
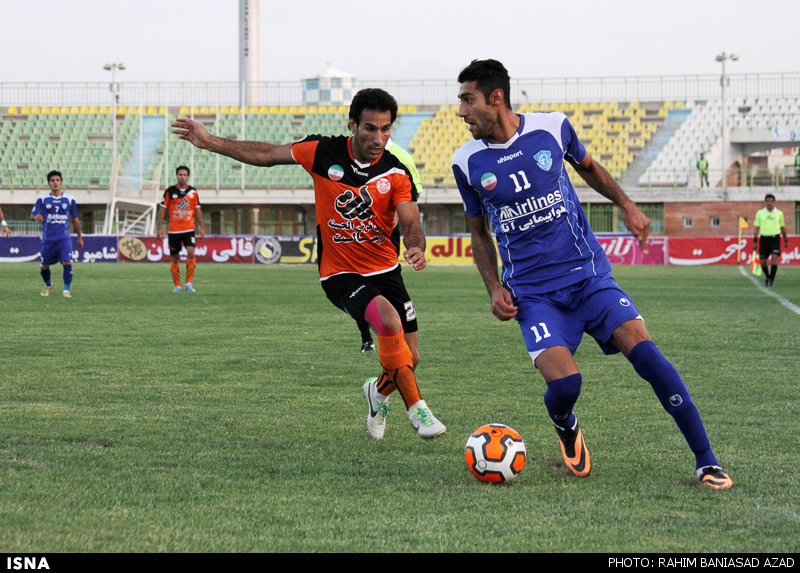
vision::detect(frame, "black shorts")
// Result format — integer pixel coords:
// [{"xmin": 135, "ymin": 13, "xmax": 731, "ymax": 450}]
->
[
  {"xmin": 321, "ymin": 266, "xmax": 418, "ymax": 333},
  {"xmin": 168, "ymin": 231, "xmax": 196, "ymax": 256},
  {"xmin": 758, "ymin": 235, "xmax": 781, "ymax": 259}
]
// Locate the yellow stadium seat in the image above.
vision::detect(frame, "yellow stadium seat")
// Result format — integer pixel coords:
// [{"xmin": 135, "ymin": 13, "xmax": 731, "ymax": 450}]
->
[
  {"xmin": 8, "ymin": 106, "xmax": 18, "ymax": 114},
  {"xmin": 259, "ymin": 106, "xmax": 270, "ymax": 114},
  {"xmin": 117, "ymin": 106, "xmax": 128, "ymax": 114},
  {"xmin": 269, "ymin": 106, "xmax": 280, "ymax": 114},
  {"xmin": 89, "ymin": 106, "xmax": 99, "ymax": 114},
  {"xmin": 337, "ymin": 105, "xmax": 348, "ymax": 114},
  {"xmin": 289, "ymin": 106, "xmax": 299, "ymax": 114},
  {"xmin": 220, "ymin": 105, "xmax": 230, "ymax": 114},
  {"xmin": 70, "ymin": 106, "xmax": 80, "ymax": 114},
  {"xmin": 180, "ymin": 106, "xmax": 190, "ymax": 115},
  {"xmin": 247, "ymin": 106, "xmax": 260, "ymax": 114},
  {"xmin": 79, "ymin": 106, "xmax": 90, "ymax": 114},
  {"xmin": 398, "ymin": 105, "xmax": 407, "ymax": 114},
  {"xmin": 159, "ymin": 106, "xmax": 167, "ymax": 114},
  {"xmin": 99, "ymin": 106, "xmax": 109, "ymax": 114},
  {"xmin": 406, "ymin": 105, "xmax": 417, "ymax": 113},
  {"xmin": 36, "ymin": 107, "xmax": 46, "ymax": 114},
  {"xmin": 307, "ymin": 106, "xmax": 317, "ymax": 114},
  {"xmin": 229, "ymin": 106, "xmax": 241, "ymax": 114}
]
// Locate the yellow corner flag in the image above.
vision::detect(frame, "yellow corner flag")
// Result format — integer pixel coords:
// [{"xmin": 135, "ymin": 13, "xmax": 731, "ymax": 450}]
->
[{"xmin": 739, "ymin": 216, "xmax": 749, "ymax": 229}]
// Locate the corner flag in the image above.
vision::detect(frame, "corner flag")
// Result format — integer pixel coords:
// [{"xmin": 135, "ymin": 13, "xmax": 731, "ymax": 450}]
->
[{"xmin": 738, "ymin": 216, "xmax": 749, "ymax": 229}]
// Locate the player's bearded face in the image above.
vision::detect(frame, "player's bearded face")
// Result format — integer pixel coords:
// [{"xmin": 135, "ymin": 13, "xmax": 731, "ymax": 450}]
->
[
  {"xmin": 349, "ymin": 109, "xmax": 393, "ymax": 164},
  {"xmin": 458, "ymin": 82, "xmax": 496, "ymax": 140}
]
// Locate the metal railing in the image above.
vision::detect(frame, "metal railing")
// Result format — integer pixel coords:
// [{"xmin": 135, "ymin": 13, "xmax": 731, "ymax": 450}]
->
[{"xmin": 2, "ymin": 72, "xmax": 800, "ymax": 109}]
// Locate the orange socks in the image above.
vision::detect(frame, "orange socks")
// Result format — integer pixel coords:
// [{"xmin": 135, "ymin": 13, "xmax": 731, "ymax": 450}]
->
[
  {"xmin": 171, "ymin": 259, "xmax": 196, "ymax": 286},
  {"xmin": 377, "ymin": 333, "xmax": 421, "ymax": 408},
  {"xmin": 170, "ymin": 262, "xmax": 181, "ymax": 287},
  {"xmin": 186, "ymin": 258, "xmax": 196, "ymax": 284}
]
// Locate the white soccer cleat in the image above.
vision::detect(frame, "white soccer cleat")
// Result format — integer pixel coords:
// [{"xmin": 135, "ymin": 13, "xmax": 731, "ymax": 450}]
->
[
  {"xmin": 362, "ymin": 377, "xmax": 389, "ymax": 439},
  {"xmin": 185, "ymin": 283, "xmax": 196, "ymax": 293},
  {"xmin": 409, "ymin": 401, "xmax": 447, "ymax": 440},
  {"xmin": 62, "ymin": 290, "xmax": 72, "ymax": 298},
  {"xmin": 172, "ymin": 286, "xmax": 182, "ymax": 293}
]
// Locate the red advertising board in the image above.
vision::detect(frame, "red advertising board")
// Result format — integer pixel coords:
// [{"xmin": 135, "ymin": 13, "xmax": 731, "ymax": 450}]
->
[
  {"xmin": 668, "ymin": 236, "xmax": 800, "ymax": 265},
  {"xmin": 118, "ymin": 236, "xmax": 255, "ymax": 263},
  {"xmin": 596, "ymin": 235, "xmax": 667, "ymax": 265}
]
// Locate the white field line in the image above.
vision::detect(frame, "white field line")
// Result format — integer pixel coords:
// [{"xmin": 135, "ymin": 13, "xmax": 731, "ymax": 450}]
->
[{"xmin": 738, "ymin": 265, "xmax": 800, "ymax": 316}]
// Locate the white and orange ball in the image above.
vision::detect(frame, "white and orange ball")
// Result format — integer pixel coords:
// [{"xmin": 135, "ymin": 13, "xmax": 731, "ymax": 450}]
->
[{"xmin": 465, "ymin": 424, "xmax": 526, "ymax": 483}]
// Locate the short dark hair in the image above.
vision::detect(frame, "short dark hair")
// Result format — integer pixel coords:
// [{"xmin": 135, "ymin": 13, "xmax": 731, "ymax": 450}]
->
[
  {"xmin": 47, "ymin": 170, "xmax": 62, "ymax": 182},
  {"xmin": 765, "ymin": 193, "xmax": 776, "ymax": 201},
  {"xmin": 349, "ymin": 88, "xmax": 398, "ymax": 125},
  {"xmin": 457, "ymin": 59, "xmax": 512, "ymax": 109},
  {"xmin": 176, "ymin": 165, "xmax": 190, "ymax": 177}
]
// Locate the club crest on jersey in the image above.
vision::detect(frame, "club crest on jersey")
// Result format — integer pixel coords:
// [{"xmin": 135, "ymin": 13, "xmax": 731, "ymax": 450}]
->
[
  {"xmin": 328, "ymin": 165, "xmax": 344, "ymax": 181},
  {"xmin": 534, "ymin": 150, "xmax": 552, "ymax": 171},
  {"xmin": 376, "ymin": 178, "xmax": 391, "ymax": 194},
  {"xmin": 481, "ymin": 172, "xmax": 498, "ymax": 190}
]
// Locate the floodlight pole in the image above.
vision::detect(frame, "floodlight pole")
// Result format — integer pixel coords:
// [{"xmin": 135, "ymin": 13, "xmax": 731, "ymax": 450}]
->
[
  {"xmin": 103, "ymin": 62, "xmax": 127, "ymax": 163},
  {"xmin": 716, "ymin": 52, "xmax": 738, "ymax": 199}
]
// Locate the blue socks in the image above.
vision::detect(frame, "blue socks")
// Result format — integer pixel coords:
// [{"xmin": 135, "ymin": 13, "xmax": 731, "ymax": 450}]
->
[
  {"xmin": 63, "ymin": 264, "xmax": 73, "ymax": 291},
  {"xmin": 543, "ymin": 373, "xmax": 582, "ymax": 430},
  {"xmin": 628, "ymin": 341, "xmax": 717, "ymax": 469}
]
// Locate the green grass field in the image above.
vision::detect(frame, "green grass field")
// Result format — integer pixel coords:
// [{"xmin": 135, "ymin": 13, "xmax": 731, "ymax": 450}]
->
[{"xmin": 1, "ymin": 262, "xmax": 798, "ymax": 553}]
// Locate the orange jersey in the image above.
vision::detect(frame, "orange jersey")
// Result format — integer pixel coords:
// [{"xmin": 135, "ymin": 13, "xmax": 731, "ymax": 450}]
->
[
  {"xmin": 161, "ymin": 185, "xmax": 200, "ymax": 233},
  {"xmin": 292, "ymin": 135, "xmax": 418, "ymax": 280}
]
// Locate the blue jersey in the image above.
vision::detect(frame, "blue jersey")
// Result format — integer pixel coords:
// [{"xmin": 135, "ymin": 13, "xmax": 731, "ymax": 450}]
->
[
  {"xmin": 31, "ymin": 193, "xmax": 78, "ymax": 242},
  {"xmin": 452, "ymin": 112, "xmax": 612, "ymax": 297}
]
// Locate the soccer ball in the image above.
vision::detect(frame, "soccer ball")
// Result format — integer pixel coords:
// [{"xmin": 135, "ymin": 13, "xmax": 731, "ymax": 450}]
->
[{"xmin": 465, "ymin": 423, "xmax": 526, "ymax": 483}]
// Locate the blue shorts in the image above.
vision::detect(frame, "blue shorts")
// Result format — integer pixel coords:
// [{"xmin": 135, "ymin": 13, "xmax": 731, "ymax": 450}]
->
[
  {"xmin": 514, "ymin": 275, "xmax": 642, "ymax": 362},
  {"xmin": 40, "ymin": 238, "xmax": 74, "ymax": 266}
]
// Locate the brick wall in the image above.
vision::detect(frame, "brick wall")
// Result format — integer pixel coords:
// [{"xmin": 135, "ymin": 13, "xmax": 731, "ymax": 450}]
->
[{"xmin": 664, "ymin": 201, "xmax": 794, "ymax": 237}]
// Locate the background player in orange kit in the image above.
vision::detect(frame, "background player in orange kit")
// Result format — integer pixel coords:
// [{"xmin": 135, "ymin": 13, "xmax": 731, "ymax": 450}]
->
[{"xmin": 156, "ymin": 165, "xmax": 205, "ymax": 293}]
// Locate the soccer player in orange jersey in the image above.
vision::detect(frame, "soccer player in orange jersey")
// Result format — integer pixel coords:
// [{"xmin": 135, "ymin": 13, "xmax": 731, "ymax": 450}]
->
[
  {"xmin": 172, "ymin": 89, "xmax": 446, "ymax": 440},
  {"xmin": 156, "ymin": 165, "xmax": 205, "ymax": 293}
]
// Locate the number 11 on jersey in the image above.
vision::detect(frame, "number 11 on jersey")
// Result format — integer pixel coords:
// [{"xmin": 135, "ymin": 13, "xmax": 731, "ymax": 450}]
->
[{"xmin": 509, "ymin": 170, "xmax": 531, "ymax": 193}]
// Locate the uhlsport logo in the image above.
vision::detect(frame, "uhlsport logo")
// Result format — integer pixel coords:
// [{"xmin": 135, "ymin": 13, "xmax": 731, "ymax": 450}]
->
[
  {"xmin": 668, "ymin": 394, "xmax": 683, "ymax": 407},
  {"xmin": 534, "ymin": 150, "xmax": 552, "ymax": 171},
  {"xmin": 619, "ymin": 297, "xmax": 631, "ymax": 307},
  {"xmin": 328, "ymin": 165, "xmax": 344, "ymax": 181},
  {"xmin": 481, "ymin": 172, "xmax": 497, "ymax": 190}
]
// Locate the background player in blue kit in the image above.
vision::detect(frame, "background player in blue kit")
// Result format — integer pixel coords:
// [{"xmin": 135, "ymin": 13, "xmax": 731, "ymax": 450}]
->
[
  {"xmin": 30, "ymin": 170, "xmax": 83, "ymax": 298},
  {"xmin": 452, "ymin": 59, "xmax": 732, "ymax": 489}
]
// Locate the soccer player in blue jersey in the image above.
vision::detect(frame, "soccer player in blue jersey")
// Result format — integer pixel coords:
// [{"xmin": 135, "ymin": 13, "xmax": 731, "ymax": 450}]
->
[
  {"xmin": 30, "ymin": 171, "xmax": 83, "ymax": 298},
  {"xmin": 452, "ymin": 59, "xmax": 732, "ymax": 489}
]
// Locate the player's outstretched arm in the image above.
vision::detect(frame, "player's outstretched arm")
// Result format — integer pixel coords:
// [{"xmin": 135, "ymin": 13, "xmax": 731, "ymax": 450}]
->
[
  {"xmin": 396, "ymin": 201, "xmax": 426, "ymax": 270},
  {"xmin": 467, "ymin": 215, "xmax": 517, "ymax": 321},
  {"xmin": 572, "ymin": 153, "xmax": 650, "ymax": 251},
  {"xmin": 171, "ymin": 117, "xmax": 295, "ymax": 167}
]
